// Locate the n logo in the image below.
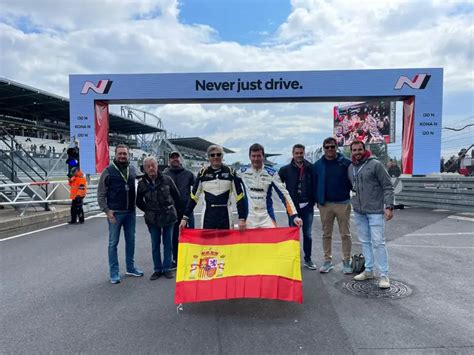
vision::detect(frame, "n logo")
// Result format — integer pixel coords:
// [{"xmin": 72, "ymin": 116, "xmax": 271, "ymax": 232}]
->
[
  {"xmin": 81, "ymin": 80, "xmax": 113, "ymax": 94},
  {"xmin": 394, "ymin": 74, "xmax": 431, "ymax": 90}
]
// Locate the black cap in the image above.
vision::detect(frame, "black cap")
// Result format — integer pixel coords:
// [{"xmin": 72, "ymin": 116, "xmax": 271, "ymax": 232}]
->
[{"xmin": 169, "ymin": 151, "xmax": 180, "ymax": 158}]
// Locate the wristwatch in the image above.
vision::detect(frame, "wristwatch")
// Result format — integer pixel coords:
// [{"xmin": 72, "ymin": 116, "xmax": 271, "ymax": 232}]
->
[{"xmin": 385, "ymin": 205, "xmax": 394, "ymax": 211}]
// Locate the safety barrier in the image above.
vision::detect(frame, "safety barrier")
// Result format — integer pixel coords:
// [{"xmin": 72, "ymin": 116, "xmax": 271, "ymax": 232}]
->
[
  {"xmin": 0, "ymin": 180, "xmax": 100, "ymax": 213},
  {"xmin": 396, "ymin": 176, "xmax": 474, "ymax": 212}
]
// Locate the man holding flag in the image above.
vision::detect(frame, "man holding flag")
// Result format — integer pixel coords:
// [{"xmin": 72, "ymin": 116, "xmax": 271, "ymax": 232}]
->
[
  {"xmin": 239, "ymin": 143, "xmax": 302, "ymax": 229},
  {"xmin": 175, "ymin": 143, "xmax": 303, "ymax": 305},
  {"xmin": 179, "ymin": 144, "xmax": 247, "ymax": 231}
]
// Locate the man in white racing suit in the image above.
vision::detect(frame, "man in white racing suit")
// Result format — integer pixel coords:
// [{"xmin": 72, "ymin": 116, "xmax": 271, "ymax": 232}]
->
[{"xmin": 239, "ymin": 143, "xmax": 302, "ymax": 229}]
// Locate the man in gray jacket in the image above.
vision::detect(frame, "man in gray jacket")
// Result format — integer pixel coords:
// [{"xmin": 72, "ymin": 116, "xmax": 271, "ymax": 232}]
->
[{"xmin": 348, "ymin": 140, "xmax": 394, "ymax": 289}]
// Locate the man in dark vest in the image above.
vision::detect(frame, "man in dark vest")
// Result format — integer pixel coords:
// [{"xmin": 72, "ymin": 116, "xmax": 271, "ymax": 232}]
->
[
  {"xmin": 279, "ymin": 144, "xmax": 316, "ymax": 270},
  {"xmin": 163, "ymin": 151, "xmax": 195, "ymax": 269},
  {"xmin": 98, "ymin": 144, "xmax": 143, "ymax": 284}
]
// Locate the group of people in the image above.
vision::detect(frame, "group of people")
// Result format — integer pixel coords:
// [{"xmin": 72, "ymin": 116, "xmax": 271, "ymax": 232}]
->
[
  {"xmin": 334, "ymin": 107, "xmax": 390, "ymax": 147},
  {"xmin": 97, "ymin": 139, "xmax": 394, "ymax": 289}
]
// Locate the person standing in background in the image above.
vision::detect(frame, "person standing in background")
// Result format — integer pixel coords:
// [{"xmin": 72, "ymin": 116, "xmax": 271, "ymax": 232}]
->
[{"xmin": 163, "ymin": 151, "xmax": 195, "ymax": 270}]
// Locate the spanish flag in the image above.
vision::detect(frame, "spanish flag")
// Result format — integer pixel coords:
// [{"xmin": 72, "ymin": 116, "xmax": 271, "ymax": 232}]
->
[{"xmin": 175, "ymin": 227, "xmax": 303, "ymax": 304}]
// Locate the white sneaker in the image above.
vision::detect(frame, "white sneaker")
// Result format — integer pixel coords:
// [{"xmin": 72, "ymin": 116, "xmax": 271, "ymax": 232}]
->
[
  {"xmin": 353, "ymin": 271, "xmax": 374, "ymax": 281},
  {"xmin": 378, "ymin": 276, "xmax": 390, "ymax": 289}
]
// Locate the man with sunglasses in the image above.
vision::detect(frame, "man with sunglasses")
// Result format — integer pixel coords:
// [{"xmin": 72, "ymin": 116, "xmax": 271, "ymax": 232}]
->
[
  {"xmin": 313, "ymin": 137, "xmax": 352, "ymax": 274},
  {"xmin": 179, "ymin": 145, "xmax": 247, "ymax": 230},
  {"xmin": 278, "ymin": 144, "xmax": 316, "ymax": 270}
]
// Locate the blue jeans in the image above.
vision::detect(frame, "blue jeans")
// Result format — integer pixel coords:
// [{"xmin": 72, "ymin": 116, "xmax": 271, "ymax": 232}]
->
[
  {"xmin": 354, "ymin": 212, "xmax": 389, "ymax": 276},
  {"xmin": 108, "ymin": 211, "xmax": 137, "ymax": 278},
  {"xmin": 148, "ymin": 224, "xmax": 173, "ymax": 273},
  {"xmin": 289, "ymin": 204, "xmax": 314, "ymax": 262}
]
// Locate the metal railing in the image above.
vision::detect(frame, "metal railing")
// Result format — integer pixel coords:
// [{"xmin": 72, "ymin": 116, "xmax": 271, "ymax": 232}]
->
[
  {"xmin": 0, "ymin": 180, "xmax": 100, "ymax": 215},
  {"xmin": 396, "ymin": 176, "xmax": 474, "ymax": 212}
]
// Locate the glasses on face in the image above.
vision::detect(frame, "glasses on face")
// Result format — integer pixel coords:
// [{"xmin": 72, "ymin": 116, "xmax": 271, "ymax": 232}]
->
[
  {"xmin": 209, "ymin": 153, "xmax": 222, "ymax": 158},
  {"xmin": 324, "ymin": 145, "xmax": 336, "ymax": 150}
]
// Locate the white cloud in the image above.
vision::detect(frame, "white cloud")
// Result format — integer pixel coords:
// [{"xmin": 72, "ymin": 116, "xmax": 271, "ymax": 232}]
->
[{"xmin": 0, "ymin": 0, "xmax": 472, "ymax": 162}]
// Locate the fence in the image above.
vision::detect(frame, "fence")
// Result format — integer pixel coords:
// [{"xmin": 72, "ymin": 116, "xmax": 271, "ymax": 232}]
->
[
  {"xmin": 0, "ymin": 180, "xmax": 100, "ymax": 213},
  {"xmin": 396, "ymin": 176, "xmax": 474, "ymax": 212}
]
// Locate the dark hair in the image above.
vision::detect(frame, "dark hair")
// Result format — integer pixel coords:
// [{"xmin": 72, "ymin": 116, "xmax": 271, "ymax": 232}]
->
[
  {"xmin": 249, "ymin": 143, "xmax": 265, "ymax": 156},
  {"xmin": 115, "ymin": 144, "xmax": 129, "ymax": 153},
  {"xmin": 350, "ymin": 140, "xmax": 365, "ymax": 150},
  {"xmin": 292, "ymin": 144, "xmax": 305, "ymax": 152},
  {"xmin": 323, "ymin": 137, "xmax": 337, "ymax": 147}
]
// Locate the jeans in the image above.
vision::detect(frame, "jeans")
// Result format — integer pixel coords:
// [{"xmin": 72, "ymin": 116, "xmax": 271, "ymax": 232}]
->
[
  {"xmin": 319, "ymin": 203, "xmax": 352, "ymax": 262},
  {"xmin": 289, "ymin": 204, "xmax": 314, "ymax": 262},
  {"xmin": 108, "ymin": 211, "xmax": 136, "ymax": 278},
  {"xmin": 172, "ymin": 213, "xmax": 194, "ymax": 263},
  {"xmin": 149, "ymin": 224, "xmax": 174, "ymax": 273},
  {"xmin": 353, "ymin": 212, "xmax": 389, "ymax": 276}
]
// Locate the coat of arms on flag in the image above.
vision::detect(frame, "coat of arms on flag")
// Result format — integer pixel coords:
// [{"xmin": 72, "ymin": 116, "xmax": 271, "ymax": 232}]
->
[{"xmin": 175, "ymin": 227, "xmax": 303, "ymax": 304}]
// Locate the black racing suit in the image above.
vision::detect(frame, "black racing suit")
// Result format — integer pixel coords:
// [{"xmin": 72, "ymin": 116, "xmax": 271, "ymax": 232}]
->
[{"xmin": 183, "ymin": 165, "xmax": 247, "ymax": 229}]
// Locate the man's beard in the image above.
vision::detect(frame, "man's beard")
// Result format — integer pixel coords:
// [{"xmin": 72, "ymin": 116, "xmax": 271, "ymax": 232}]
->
[{"xmin": 114, "ymin": 159, "xmax": 129, "ymax": 169}]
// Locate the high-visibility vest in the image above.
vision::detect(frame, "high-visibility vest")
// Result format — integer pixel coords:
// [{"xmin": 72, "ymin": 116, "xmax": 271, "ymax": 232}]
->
[{"xmin": 69, "ymin": 171, "xmax": 87, "ymax": 199}]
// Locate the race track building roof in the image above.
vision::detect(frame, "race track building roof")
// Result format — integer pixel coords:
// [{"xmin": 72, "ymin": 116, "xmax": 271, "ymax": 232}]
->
[
  {"xmin": 0, "ymin": 78, "xmax": 162, "ymax": 135},
  {"xmin": 168, "ymin": 137, "xmax": 235, "ymax": 154}
]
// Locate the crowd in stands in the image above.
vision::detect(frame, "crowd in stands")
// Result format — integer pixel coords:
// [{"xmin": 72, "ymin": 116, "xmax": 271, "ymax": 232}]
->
[{"xmin": 1, "ymin": 135, "xmax": 149, "ymax": 164}]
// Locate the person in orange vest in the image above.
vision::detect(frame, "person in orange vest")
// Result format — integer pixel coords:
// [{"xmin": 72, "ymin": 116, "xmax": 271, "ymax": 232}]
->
[{"xmin": 68, "ymin": 167, "xmax": 87, "ymax": 224}]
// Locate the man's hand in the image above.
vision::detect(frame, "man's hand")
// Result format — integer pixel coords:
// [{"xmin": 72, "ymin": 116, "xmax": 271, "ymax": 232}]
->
[
  {"xmin": 106, "ymin": 210, "xmax": 116, "ymax": 224},
  {"xmin": 293, "ymin": 217, "xmax": 303, "ymax": 228},
  {"xmin": 384, "ymin": 208, "xmax": 394, "ymax": 221},
  {"xmin": 179, "ymin": 219, "xmax": 188, "ymax": 231},
  {"xmin": 238, "ymin": 219, "xmax": 246, "ymax": 231}
]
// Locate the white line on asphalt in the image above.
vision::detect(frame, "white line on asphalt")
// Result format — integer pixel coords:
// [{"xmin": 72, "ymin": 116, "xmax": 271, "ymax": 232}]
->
[
  {"xmin": 406, "ymin": 232, "xmax": 474, "ymax": 236},
  {"xmin": 333, "ymin": 240, "xmax": 474, "ymax": 249},
  {"xmin": 388, "ymin": 244, "xmax": 474, "ymax": 249},
  {"xmin": 0, "ymin": 213, "xmax": 104, "ymax": 242},
  {"xmin": 447, "ymin": 216, "xmax": 474, "ymax": 222}
]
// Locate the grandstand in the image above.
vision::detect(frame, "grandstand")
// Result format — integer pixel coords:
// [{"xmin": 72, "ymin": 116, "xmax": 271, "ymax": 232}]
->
[{"xmin": 0, "ymin": 78, "xmax": 232, "ymax": 210}]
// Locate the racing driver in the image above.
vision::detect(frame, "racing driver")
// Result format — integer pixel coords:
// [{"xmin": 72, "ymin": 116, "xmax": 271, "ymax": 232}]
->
[
  {"xmin": 179, "ymin": 145, "xmax": 247, "ymax": 230},
  {"xmin": 239, "ymin": 143, "xmax": 302, "ymax": 229}
]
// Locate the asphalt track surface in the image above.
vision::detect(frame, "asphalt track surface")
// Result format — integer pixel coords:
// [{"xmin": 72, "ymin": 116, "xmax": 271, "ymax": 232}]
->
[{"xmin": 1, "ymin": 206, "xmax": 473, "ymax": 354}]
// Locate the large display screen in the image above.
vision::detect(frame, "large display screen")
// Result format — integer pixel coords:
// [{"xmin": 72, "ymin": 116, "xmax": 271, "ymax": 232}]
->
[{"xmin": 333, "ymin": 100, "xmax": 396, "ymax": 146}]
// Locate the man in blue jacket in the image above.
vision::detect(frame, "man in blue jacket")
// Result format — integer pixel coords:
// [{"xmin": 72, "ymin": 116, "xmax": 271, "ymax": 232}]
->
[{"xmin": 313, "ymin": 137, "xmax": 353, "ymax": 274}]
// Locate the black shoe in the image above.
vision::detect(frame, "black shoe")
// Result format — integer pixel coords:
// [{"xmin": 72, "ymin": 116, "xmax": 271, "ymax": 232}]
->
[
  {"xmin": 170, "ymin": 261, "xmax": 177, "ymax": 271},
  {"xmin": 67, "ymin": 221, "xmax": 77, "ymax": 224},
  {"xmin": 163, "ymin": 271, "xmax": 175, "ymax": 279},
  {"xmin": 149, "ymin": 271, "xmax": 162, "ymax": 281},
  {"xmin": 79, "ymin": 220, "xmax": 84, "ymax": 224}
]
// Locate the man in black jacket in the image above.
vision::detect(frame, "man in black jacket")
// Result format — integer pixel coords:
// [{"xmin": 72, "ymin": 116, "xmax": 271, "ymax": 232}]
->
[
  {"xmin": 279, "ymin": 144, "xmax": 316, "ymax": 270},
  {"xmin": 97, "ymin": 144, "xmax": 143, "ymax": 284},
  {"xmin": 163, "ymin": 151, "xmax": 195, "ymax": 269},
  {"xmin": 137, "ymin": 156, "xmax": 182, "ymax": 280}
]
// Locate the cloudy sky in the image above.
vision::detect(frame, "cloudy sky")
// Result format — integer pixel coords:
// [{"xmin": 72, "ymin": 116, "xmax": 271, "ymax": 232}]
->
[{"xmin": 0, "ymin": 0, "xmax": 472, "ymax": 164}]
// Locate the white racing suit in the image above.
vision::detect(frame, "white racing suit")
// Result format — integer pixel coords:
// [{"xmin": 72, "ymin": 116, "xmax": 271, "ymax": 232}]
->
[{"xmin": 239, "ymin": 166, "xmax": 298, "ymax": 228}]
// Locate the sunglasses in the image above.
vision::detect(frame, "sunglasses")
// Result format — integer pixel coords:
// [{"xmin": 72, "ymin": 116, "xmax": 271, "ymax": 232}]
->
[
  {"xmin": 324, "ymin": 145, "xmax": 336, "ymax": 149},
  {"xmin": 209, "ymin": 153, "xmax": 223, "ymax": 158}
]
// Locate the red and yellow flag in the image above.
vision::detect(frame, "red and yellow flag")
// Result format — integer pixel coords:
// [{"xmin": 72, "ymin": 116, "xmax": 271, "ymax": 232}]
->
[{"xmin": 175, "ymin": 227, "xmax": 303, "ymax": 304}]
